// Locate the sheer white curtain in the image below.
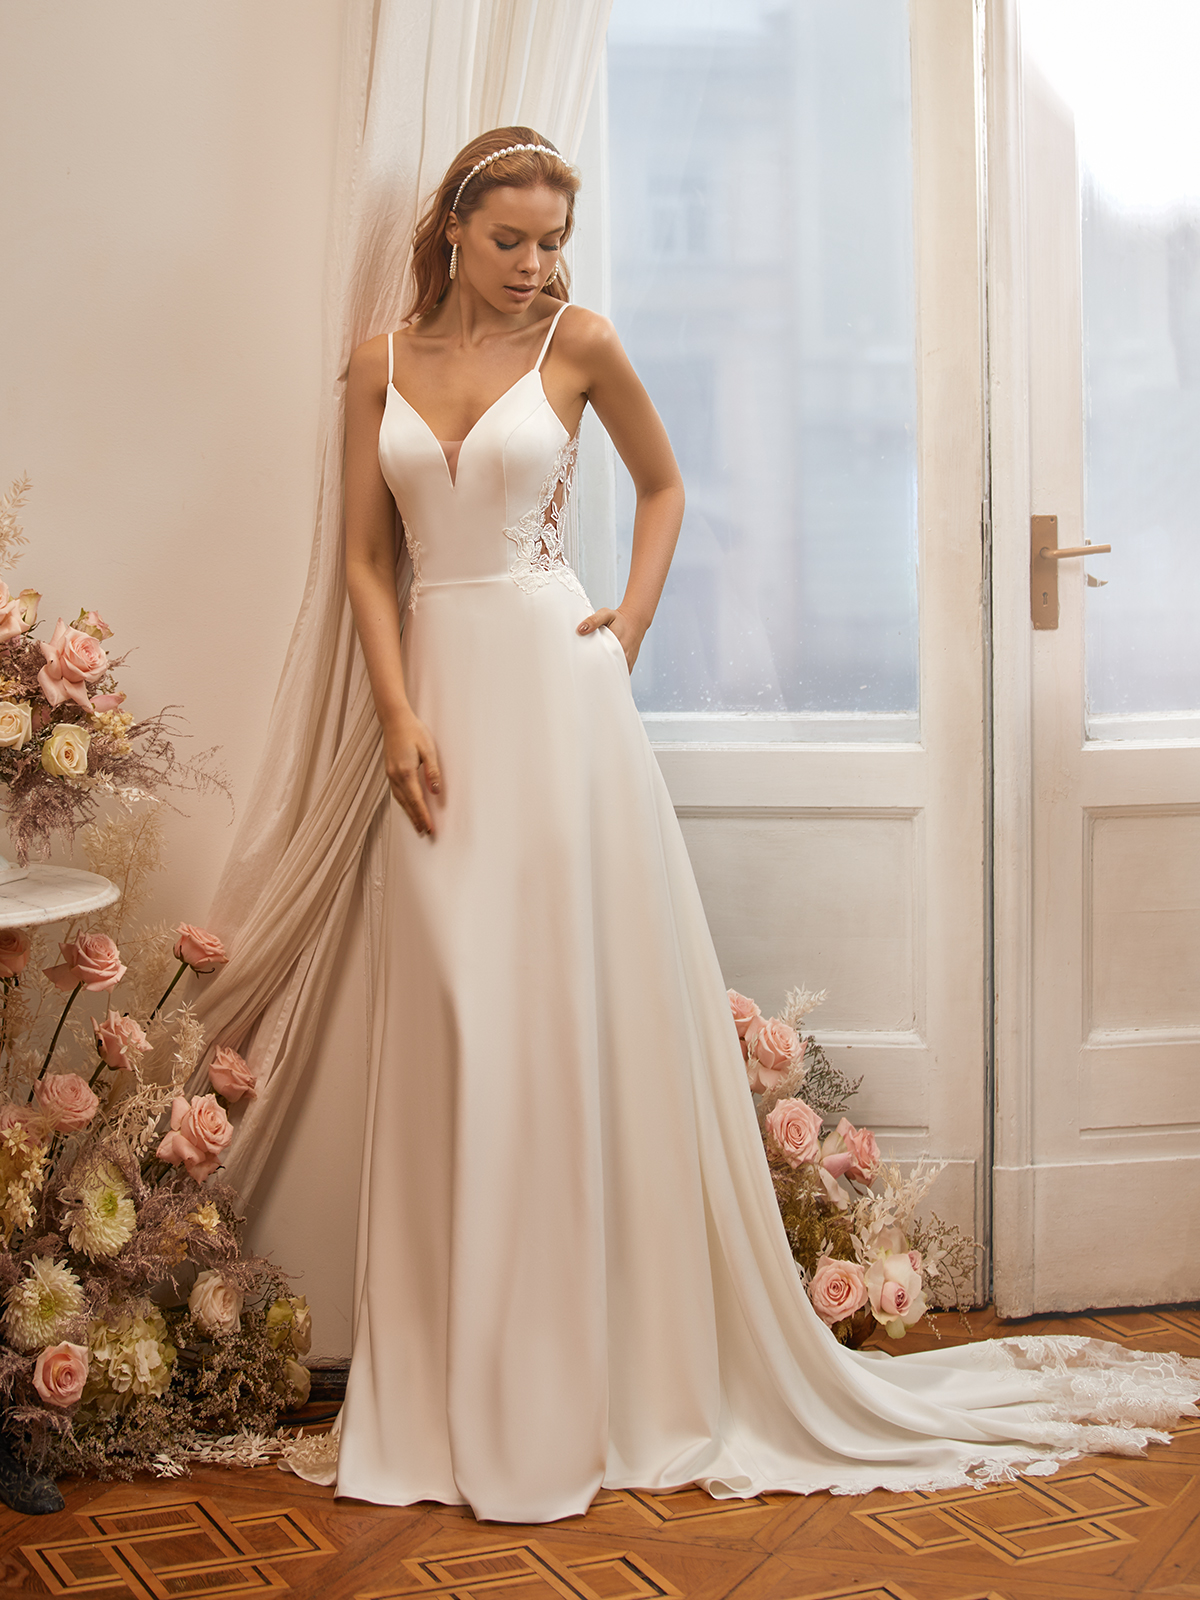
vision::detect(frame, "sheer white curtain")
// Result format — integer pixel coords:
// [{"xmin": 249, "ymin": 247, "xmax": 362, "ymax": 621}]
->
[{"xmin": 180, "ymin": 0, "xmax": 611, "ymax": 1197}]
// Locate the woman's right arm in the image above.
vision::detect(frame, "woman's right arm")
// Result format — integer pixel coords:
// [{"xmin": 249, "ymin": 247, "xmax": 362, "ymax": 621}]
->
[{"xmin": 344, "ymin": 336, "xmax": 442, "ymax": 837}]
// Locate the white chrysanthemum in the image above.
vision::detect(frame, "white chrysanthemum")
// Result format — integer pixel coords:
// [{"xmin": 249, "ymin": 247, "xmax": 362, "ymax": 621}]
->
[
  {"xmin": 65, "ymin": 1162, "xmax": 136, "ymax": 1259},
  {"xmin": 3, "ymin": 1256, "xmax": 85, "ymax": 1351}
]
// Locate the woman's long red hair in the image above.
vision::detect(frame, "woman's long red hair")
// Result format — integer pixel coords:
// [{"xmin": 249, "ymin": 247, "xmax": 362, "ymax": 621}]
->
[{"xmin": 405, "ymin": 127, "xmax": 580, "ymax": 323}]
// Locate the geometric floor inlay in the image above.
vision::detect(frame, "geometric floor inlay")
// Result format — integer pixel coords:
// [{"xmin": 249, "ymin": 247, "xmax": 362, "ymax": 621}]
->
[
  {"xmin": 20, "ymin": 1496, "xmax": 336, "ymax": 1600},
  {"xmin": 854, "ymin": 1467, "xmax": 1165, "ymax": 1565},
  {"xmin": 355, "ymin": 1541, "xmax": 681, "ymax": 1600}
]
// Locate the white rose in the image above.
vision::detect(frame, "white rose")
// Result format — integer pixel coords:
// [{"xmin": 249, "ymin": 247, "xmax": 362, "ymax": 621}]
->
[
  {"xmin": 0, "ymin": 702, "xmax": 31, "ymax": 750},
  {"xmin": 41, "ymin": 723, "xmax": 91, "ymax": 777},
  {"xmin": 188, "ymin": 1269, "xmax": 243, "ymax": 1337}
]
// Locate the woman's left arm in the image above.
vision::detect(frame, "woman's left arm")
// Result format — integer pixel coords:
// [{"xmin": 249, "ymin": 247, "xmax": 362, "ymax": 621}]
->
[{"xmin": 567, "ymin": 315, "xmax": 685, "ymax": 671}]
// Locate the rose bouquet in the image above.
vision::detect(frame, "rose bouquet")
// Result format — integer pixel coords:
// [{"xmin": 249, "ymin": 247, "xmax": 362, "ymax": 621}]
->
[
  {"xmin": 0, "ymin": 476, "xmax": 227, "ymax": 868},
  {"xmin": 0, "ymin": 711, "xmax": 307, "ymax": 1485},
  {"xmin": 731, "ymin": 985, "xmax": 977, "ymax": 1346}
]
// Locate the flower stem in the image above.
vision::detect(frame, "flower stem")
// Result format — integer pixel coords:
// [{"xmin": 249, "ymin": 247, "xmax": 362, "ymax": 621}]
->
[
  {"xmin": 31, "ymin": 982, "xmax": 82, "ymax": 1094},
  {"xmin": 151, "ymin": 961, "xmax": 188, "ymax": 1020}
]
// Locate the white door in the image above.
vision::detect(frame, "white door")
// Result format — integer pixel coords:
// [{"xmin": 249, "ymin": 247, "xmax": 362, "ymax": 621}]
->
[
  {"xmin": 585, "ymin": 0, "xmax": 991, "ymax": 1270},
  {"xmin": 992, "ymin": 0, "xmax": 1200, "ymax": 1313}
]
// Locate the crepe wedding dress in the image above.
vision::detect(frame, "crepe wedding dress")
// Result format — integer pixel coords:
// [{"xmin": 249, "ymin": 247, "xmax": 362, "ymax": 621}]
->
[{"xmin": 318, "ymin": 303, "xmax": 1200, "ymax": 1522}]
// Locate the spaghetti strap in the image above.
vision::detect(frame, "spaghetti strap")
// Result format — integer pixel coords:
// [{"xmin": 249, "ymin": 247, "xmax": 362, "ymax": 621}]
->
[
  {"xmin": 387, "ymin": 332, "xmax": 394, "ymax": 388},
  {"xmin": 533, "ymin": 303, "xmax": 571, "ymax": 372}
]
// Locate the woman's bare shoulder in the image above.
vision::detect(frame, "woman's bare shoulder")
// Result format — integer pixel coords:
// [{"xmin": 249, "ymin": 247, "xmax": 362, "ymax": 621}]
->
[{"xmin": 348, "ymin": 330, "xmax": 391, "ymax": 394}]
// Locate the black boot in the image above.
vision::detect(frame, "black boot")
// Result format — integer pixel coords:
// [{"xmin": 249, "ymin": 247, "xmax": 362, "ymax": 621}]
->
[{"xmin": 0, "ymin": 1435, "xmax": 64, "ymax": 1515}]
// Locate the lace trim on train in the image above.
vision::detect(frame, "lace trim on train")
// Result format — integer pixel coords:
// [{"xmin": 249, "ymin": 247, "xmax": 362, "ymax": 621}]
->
[
  {"xmin": 502, "ymin": 433, "xmax": 587, "ymax": 600},
  {"xmin": 821, "ymin": 1336, "xmax": 1200, "ymax": 1497}
]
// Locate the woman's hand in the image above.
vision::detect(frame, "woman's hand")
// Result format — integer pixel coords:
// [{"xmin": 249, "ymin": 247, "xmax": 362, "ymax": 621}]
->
[
  {"xmin": 577, "ymin": 607, "xmax": 645, "ymax": 674},
  {"xmin": 384, "ymin": 710, "xmax": 443, "ymax": 837}
]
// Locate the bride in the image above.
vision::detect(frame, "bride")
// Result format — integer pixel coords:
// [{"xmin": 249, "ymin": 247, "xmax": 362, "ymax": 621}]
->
[{"xmin": 331, "ymin": 126, "xmax": 1199, "ymax": 1523}]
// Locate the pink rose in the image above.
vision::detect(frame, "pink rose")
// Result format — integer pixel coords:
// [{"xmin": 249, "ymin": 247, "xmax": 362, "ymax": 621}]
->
[
  {"xmin": 37, "ymin": 618, "xmax": 108, "ymax": 712},
  {"xmin": 0, "ymin": 929, "xmax": 30, "ymax": 979},
  {"xmin": 808, "ymin": 1257, "xmax": 869, "ymax": 1325},
  {"xmin": 747, "ymin": 1016, "xmax": 802, "ymax": 1094},
  {"xmin": 837, "ymin": 1117, "xmax": 881, "ymax": 1183},
  {"xmin": 35, "ymin": 1072, "xmax": 100, "ymax": 1132},
  {"xmin": 0, "ymin": 582, "xmax": 26, "ymax": 644},
  {"xmin": 818, "ymin": 1128, "xmax": 856, "ymax": 1182},
  {"xmin": 173, "ymin": 924, "xmax": 228, "ymax": 974},
  {"xmin": 90, "ymin": 692, "xmax": 126, "ymax": 713},
  {"xmin": 208, "ymin": 1045, "xmax": 258, "ymax": 1102},
  {"xmin": 92, "ymin": 1010, "xmax": 150, "ymax": 1072},
  {"xmin": 32, "ymin": 1341, "xmax": 89, "ymax": 1407},
  {"xmin": 727, "ymin": 989, "xmax": 762, "ymax": 1041},
  {"xmin": 75, "ymin": 608, "xmax": 113, "ymax": 641},
  {"xmin": 44, "ymin": 933, "xmax": 126, "ymax": 992},
  {"xmin": 865, "ymin": 1250, "xmax": 928, "ymax": 1337},
  {"xmin": 0, "ymin": 1100, "xmax": 42, "ymax": 1137},
  {"xmin": 765, "ymin": 1096, "xmax": 823, "ymax": 1167},
  {"xmin": 157, "ymin": 1093, "xmax": 233, "ymax": 1183}
]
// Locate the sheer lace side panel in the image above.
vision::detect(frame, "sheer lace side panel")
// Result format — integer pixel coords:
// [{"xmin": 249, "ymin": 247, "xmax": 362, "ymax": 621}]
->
[
  {"xmin": 503, "ymin": 433, "xmax": 588, "ymax": 601},
  {"xmin": 401, "ymin": 515, "xmax": 423, "ymax": 613}
]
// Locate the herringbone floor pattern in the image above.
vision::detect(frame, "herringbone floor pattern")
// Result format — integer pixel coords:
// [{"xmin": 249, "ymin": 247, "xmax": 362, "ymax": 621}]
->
[{"xmin": 3, "ymin": 1304, "xmax": 1198, "ymax": 1600}]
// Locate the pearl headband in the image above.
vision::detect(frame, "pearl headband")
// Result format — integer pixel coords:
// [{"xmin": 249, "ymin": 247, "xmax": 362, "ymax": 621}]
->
[{"xmin": 451, "ymin": 143, "xmax": 561, "ymax": 213}]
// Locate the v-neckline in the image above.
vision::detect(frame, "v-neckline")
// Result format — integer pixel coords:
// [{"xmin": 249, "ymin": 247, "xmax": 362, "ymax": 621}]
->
[{"xmin": 385, "ymin": 369, "xmax": 568, "ymax": 492}]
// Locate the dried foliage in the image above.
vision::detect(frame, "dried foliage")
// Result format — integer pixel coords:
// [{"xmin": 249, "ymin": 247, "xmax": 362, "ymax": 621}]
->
[{"xmin": 0, "ymin": 476, "xmax": 31, "ymax": 570}]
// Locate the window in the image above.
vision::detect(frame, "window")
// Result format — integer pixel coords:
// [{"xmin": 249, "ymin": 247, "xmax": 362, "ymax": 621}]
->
[{"xmin": 603, "ymin": 0, "xmax": 919, "ymax": 743}]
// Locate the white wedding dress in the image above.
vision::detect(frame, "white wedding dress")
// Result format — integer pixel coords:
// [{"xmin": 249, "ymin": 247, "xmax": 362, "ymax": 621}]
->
[{"xmin": 330, "ymin": 303, "xmax": 1200, "ymax": 1522}]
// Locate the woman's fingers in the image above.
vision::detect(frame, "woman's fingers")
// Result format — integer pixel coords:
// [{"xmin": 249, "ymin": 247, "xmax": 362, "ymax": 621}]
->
[
  {"xmin": 385, "ymin": 723, "xmax": 443, "ymax": 837},
  {"xmin": 577, "ymin": 608, "xmax": 617, "ymax": 634}
]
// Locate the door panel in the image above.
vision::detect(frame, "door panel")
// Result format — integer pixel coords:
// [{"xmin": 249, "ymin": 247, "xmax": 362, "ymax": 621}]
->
[{"xmin": 992, "ymin": 0, "xmax": 1200, "ymax": 1313}]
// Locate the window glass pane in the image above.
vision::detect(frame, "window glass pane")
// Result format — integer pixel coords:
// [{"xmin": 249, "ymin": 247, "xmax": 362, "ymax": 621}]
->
[
  {"xmin": 607, "ymin": 0, "xmax": 919, "ymax": 743},
  {"xmin": 1025, "ymin": 0, "xmax": 1200, "ymax": 737}
]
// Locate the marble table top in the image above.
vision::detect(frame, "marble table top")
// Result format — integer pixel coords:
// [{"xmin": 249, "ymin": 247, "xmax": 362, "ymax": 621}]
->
[{"xmin": 0, "ymin": 866, "xmax": 120, "ymax": 930}]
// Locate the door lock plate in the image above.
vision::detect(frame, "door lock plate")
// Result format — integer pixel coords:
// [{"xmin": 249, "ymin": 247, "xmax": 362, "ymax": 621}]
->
[{"xmin": 1031, "ymin": 513, "xmax": 1060, "ymax": 629}]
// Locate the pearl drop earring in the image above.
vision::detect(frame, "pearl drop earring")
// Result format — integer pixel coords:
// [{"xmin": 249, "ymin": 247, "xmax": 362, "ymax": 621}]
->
[{"xmin": 449, "ymin": 243, "xmax": 458, "ymax": 280}]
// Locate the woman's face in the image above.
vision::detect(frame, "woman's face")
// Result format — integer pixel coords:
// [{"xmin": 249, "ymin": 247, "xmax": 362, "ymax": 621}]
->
[{"xmin": 447, "ymin": 183, "xmax": 568, "ymax": 312}]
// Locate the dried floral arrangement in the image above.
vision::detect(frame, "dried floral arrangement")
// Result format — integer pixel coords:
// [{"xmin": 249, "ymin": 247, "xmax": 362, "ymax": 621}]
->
[
  {"xmin": 730, "ymin": 986, "xmax": 979, "ymax": 1347},
  {"xmin": 0, "ymin": 805, "xmax": 313, "ymax": 1481},
  {"xmin": 0, "ymin": 478, "xmax": 310, "ymax": 1482},
  {"xmin": 0, "ymin": 476, "xmax": 228, "ymax": 867}
]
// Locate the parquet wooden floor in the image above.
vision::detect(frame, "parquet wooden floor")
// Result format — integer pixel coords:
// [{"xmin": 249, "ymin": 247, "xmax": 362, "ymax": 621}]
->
[{"xmin": 3, "ymin": 1304, "xmax": 1198, "ymax": 1600}]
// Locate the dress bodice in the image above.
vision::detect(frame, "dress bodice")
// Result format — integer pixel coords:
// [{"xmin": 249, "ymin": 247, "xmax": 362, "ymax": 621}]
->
[{"xmin": 378, "ymin": 304, "xmax": 585, "ymax": 608}]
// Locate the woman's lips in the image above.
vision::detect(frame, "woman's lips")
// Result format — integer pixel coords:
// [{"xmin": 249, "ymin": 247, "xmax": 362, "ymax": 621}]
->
[{"xmin": 505, "ymin": 284, "xmax": 536, "ymax": 298}]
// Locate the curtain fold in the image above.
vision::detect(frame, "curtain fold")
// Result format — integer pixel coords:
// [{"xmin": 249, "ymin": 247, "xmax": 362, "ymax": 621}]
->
[{"xmin": 175, "ymin": 0, "xmax": 612, "ymax": 1199}]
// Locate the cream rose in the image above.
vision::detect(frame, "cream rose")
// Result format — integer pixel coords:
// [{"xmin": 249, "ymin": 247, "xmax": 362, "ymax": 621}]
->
[
  {"xmin": 32, "ymin": 1341, "xmax": 90, "ymax": 1406},
  {"xmin": 173, "ymin": 924, "xmax": 228, "ymax": 974},
  {"xmin": 18, "ymin": 590, "xmax": 39, "ymax": 630},
  {"xmin": 41, "ymin": 722, "xmax": 91, "ymax": 778},
  {"xmin": 92, "ymin": 1011, "xmax": 150, "ymax": 1072},
  {"xmin": 0, "ymin": 929, "xmax": 30, "ymax": 980},
  {"xmin": 188, "ymin": 1269, "xmax": 243, "ymax": 1336},
  {"xmin": 764, "ymin": 1096, "xmax": 823, "ymax": 1167},
  {"xmin": 808, "ymin": 1257, "xmax": 869, "ymax": 1326},
  {"xmin": 35, "ymin": 1072, "xmax": 100, "ymax": 1133},
  {"xmin": 865, "ymin": 1250, "xmax": 928, "ymax": 1338},
  {"xmin": 208, "ymin": 1045, "xmax": 257, "ymax": 1102},
  {"xmin": 156, "ymin": 1093, "xmax": 233, "ymax": 1183},
  {"xmin": 44, "ymin": 932, "xmax": 125, "ymax": 993},
  {"xmin": 0, "ymin": 702, "xmax": 31, "ymax": 750}
]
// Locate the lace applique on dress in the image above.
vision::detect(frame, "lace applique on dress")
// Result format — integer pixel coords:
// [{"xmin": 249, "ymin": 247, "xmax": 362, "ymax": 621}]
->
[
  {"xmin": 502, "ymin": 433, "xmax": 587, "ymax": 600},
  {"xmin": 401, "ymin": 517, "xmax": 423, "ymax": 613}
]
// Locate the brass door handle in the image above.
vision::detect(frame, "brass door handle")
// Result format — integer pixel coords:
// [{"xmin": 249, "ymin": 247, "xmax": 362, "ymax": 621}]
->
[
  {"xmin": 1031, "ymin": 515, "xmax": 1112, "ymax": 629},
  {"xmin": 1039, "ymin": 543, "xmax": 1112, "ymax": 559}
]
